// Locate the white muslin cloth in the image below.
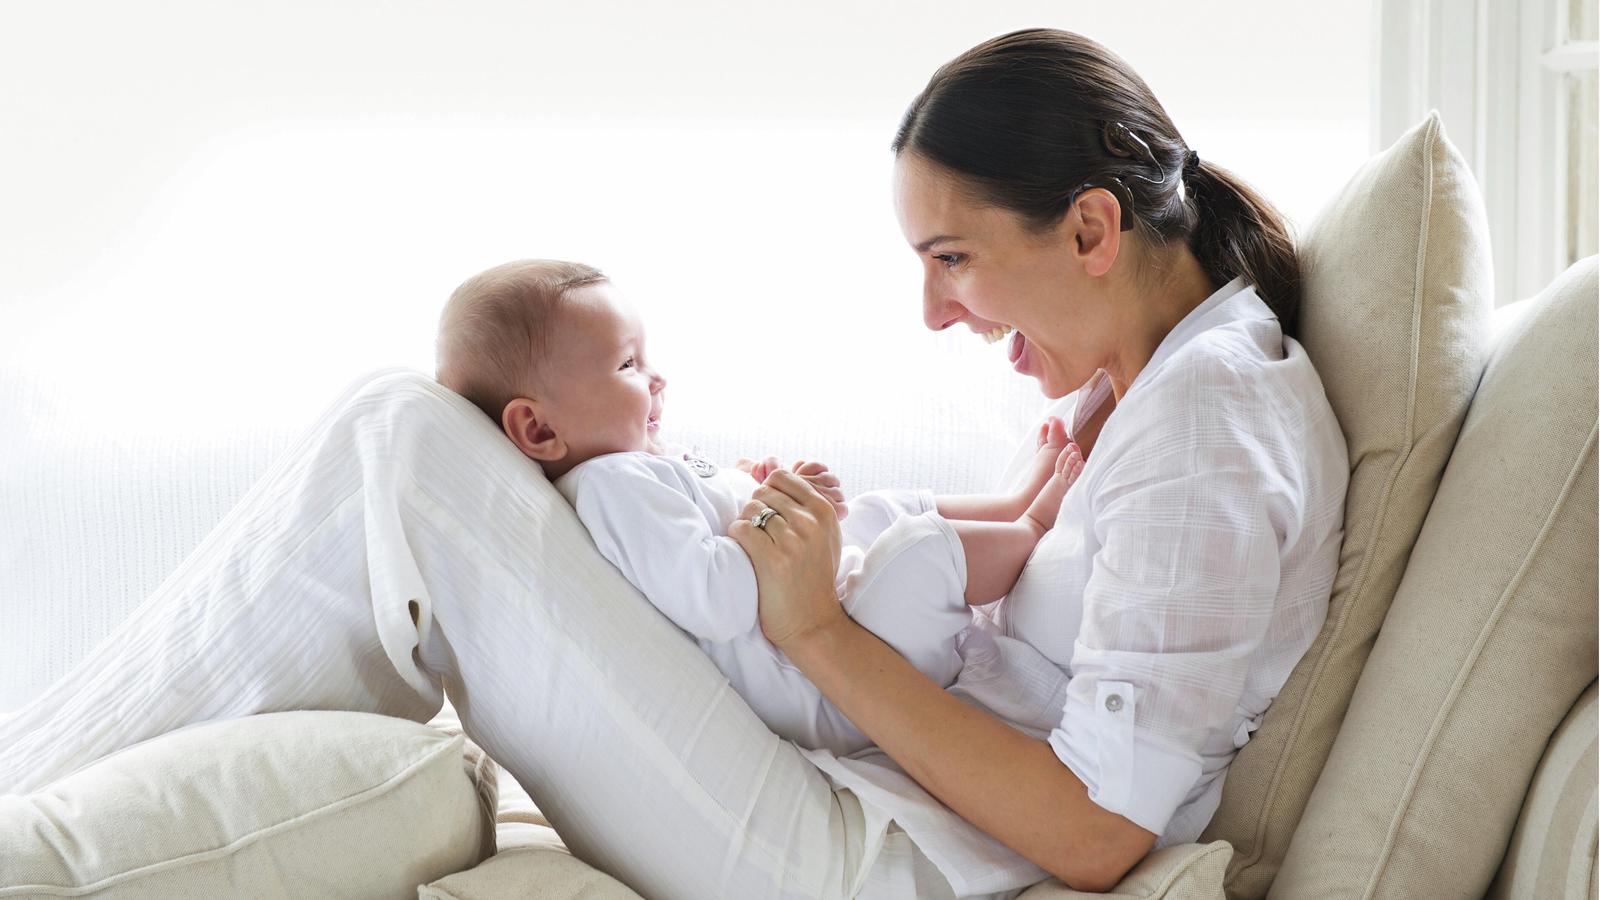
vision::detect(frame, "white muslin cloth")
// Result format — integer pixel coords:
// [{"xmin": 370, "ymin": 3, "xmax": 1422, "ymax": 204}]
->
[{"xmin": 0, "ymin": 367, "xmax": 1013, "ymax": 900}]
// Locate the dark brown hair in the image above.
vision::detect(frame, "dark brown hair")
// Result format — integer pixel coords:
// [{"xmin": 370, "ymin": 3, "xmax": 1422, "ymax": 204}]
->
[
  {"xmin": 892, "ymin": 28, "xmax": 1300, "ymax": 337},
  {"xmin": 435, "ymin": 259, "xmax": 607, "ymax": 425}
]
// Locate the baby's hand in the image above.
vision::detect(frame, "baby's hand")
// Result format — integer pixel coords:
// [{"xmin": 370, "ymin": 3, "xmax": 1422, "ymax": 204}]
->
[
  {"xmin": 736, "ymin": 455, "xmax": 785, "ymax": 484},
  {"xmin": 792, "ymin": 460, "xmax": 849, "ymax": 521},
  {"xmin": 737, "ymin": 456, "xmax": 848, "ymax": 519}
]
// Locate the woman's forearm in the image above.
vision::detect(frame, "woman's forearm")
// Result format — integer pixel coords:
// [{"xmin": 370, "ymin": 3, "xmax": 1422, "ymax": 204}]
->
[{"xmin": 782, "ymin": 614, "xmax": 1155, "ymax": 892}]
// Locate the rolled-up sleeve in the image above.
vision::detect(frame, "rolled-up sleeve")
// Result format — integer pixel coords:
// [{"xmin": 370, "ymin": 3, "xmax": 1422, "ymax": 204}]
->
[{"xmin": 1047, "ymin": 356, "xmax": 1286, "ymax": 836}]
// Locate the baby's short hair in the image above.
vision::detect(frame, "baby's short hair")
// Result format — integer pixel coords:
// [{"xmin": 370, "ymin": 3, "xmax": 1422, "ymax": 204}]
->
[{"xmin": 435, "ymin": 259, "xmax": 607, "ymax": 426}]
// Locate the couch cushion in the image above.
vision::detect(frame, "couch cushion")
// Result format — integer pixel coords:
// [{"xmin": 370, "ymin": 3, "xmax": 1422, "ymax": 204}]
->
[
  {"xmin": 1488, "ymin": 680, "xmax": 1599, "ymax": 900},
  {"xmin": 0, "ymin": 710, "xmax": 494, "ymax": 898},
  {"xmin": 1015, "ymin": 841, "xmax": 1231, "ymax": 899},
  {"xmin": 1200, "ymin": 111, "xmax": 1493, "ymax": 896},
  {"xmin": 419, "ymin": 845, "xmax": 645, "ymax": 900},
  {"xmin": 1273, "ymin": 255, "xmax": 1598, "ymax": 896}
]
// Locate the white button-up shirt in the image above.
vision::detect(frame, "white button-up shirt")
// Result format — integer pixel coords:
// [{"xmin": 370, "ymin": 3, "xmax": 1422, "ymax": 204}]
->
[{"xmin": 800, "ymin": 277, "xmax": 1349, "ymax": 898}]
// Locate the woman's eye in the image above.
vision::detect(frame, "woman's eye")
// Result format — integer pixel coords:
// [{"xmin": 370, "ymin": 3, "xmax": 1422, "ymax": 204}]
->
[{"xmin": 933, "ymin": 253, "xmax": 963, "ymax": 269}]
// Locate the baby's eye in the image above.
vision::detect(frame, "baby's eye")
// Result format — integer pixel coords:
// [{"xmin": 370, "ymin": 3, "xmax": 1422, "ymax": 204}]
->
[
  {"xmin": 933, "ymin": 253, "xmax": 963, "ymax": 269},
  {"xmin": 619, "ymin": 357, "xmax": 635, "ymax": 371}
]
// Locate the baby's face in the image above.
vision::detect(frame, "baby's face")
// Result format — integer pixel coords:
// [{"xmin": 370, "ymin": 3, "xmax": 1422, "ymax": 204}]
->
[{"xmin": 536, "ymin": 282, "xmax": 667, "ymax": 466}]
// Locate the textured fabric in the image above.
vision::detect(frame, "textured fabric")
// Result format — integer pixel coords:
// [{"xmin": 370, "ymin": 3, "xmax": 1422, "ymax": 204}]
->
[
  {"xmin": 560, "ymin": 446, "xmax": 972, "ymax": 754},
  {"xmin": 1017, "ymin": 842, "xmax": 1232, "ymax": 899},
  {"xmin": 1272, "ymin": 255, "xmax": 1599, "ymax": 897},
  {"xmin": 1487, "ymin": 681, "xmax": 1599, "ymax": 900},
  {"xmin": 0, "ymin": 369, "xmax": 296, "ymax": 713},
  {"xmin": 0, "ymin": 711, "xmax": 488, "ymax": 898},
  {"xmin": 1201, "ymin": 111, "xmax": 1494, "ymax": 897},
  {"xmin": 0, "ymin": 368, "xmax": 999, "ymax": 900},
  {"xmin": 420, "ymin": 846, "xmax": 646, "ymax": 900}
]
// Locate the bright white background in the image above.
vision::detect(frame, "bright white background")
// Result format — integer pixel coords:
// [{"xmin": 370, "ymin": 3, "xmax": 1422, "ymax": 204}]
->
[{"xmin": 0, "ymin": 1, "xmax": 1372, "ymax": 483}]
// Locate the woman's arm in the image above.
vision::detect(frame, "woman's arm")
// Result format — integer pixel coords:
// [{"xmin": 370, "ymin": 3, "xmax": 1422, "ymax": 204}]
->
[
  {"xmin": 785, "ymin": 611, "xmax": 1155, "ymax": 892},
  {"xmin": 728, "ymin": 470, "xmax": 1154, "ymax": 892}
]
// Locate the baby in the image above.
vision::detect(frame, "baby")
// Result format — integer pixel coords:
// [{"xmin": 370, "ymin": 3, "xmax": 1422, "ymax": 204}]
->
[{"xmin": 435, "ymin": 259, "xmax": 1083, "ymax": 756}]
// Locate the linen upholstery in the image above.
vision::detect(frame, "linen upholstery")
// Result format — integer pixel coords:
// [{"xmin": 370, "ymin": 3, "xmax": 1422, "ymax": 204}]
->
[
  {"xmin": 1200, "ymin": 111, "xmax": 1493, "ymax": 897},
  {"xmin": 1488, "ymin": 681, "xmax": 1599, "ymax": 900},
  {"xmin": 1272, "ymin": 255, "xmax": 1599, "ymax": 897},
  {"xmin": 0, "ymin": 711, "xmax": 493, "ymax": 898},
  {"xmin": 1016, "ymin": 842, "xmax": 1232, "ymax": 900},
  {"xmin": 420, "ymin": 846, "xmax": 645, "ymax": 900}
]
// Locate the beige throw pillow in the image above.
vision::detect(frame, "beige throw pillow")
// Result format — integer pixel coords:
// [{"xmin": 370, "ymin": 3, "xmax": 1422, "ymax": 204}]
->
[
  {"xmin": 1273, "ymin": 255, "xmax": 1598, "ymax": 896},
  {"xmin": 1200, "ymin": 111, "xmax": 1493, "ymax": 897},
  {"xmin": 0, "ymin": 711, "xmax": 494, "ymax": 898}
]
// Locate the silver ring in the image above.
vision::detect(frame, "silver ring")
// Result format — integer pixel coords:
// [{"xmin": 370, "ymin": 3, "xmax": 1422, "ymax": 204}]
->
[{"xmin": 751, "ymin": 507, "xmax": 778, "ymax": 529}]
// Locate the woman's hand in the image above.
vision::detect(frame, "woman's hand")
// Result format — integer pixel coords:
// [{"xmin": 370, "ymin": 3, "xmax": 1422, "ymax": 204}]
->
[
  {"xmin": 728, "ymin": 468, "xmax": 848, "ymax": 649},
  {"xmin": 734, "ymin": 457, "xmax": 849, "ymax": 520}
]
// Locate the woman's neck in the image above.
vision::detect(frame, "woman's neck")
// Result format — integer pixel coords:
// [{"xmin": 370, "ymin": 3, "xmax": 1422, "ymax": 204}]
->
[{"xmin": 1104, "ymin": 248, "xmax": 1221, "ymax": 401}]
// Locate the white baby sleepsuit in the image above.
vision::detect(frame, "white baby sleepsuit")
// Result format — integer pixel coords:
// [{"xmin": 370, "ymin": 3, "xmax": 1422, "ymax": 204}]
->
[{"xmin": 554, "ymin": 447, "xmax": 973, "ymax": 756}]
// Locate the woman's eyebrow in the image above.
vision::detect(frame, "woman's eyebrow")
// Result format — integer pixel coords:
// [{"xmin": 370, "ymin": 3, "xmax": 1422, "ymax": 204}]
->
[{"xmin": 915, "ymin": 235, "xmax": 962, "ymax": 252}]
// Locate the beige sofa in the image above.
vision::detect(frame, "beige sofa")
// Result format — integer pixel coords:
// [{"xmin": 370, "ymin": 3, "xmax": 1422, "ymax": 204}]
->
[{"xmin": 3, "ymin": 112, "xmax": 1594, "ymax": 899}]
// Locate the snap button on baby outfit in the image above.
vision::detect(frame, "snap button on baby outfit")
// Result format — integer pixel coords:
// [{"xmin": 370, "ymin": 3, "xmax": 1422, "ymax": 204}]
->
[
  {"xmin": 1104, "ymin": 694, "xmax": 1124, "ymax": 713},
  {"xmin": 682, "ymin": 450, "xmax": 718, "ymax": 478}
]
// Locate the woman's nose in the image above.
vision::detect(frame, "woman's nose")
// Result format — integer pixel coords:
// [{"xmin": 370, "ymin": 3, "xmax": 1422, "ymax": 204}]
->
[{"xmin": 923, "ymin": 278, "xmax": 966, "ymax": 332}]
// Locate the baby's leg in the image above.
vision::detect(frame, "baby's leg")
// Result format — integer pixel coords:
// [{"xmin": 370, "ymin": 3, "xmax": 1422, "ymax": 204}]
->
[
  {"xmin": 955, "ymin": 442, "xmax": 1083, "ymax": 605},
  {"xmin": 837, "ymin": 512, "xmax": 973, "ymax": 692}
]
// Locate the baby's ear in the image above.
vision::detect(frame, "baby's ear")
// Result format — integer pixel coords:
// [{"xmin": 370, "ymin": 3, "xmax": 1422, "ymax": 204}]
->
[{"xmin": 501, "ymin": 398, "xmax": 566, "ymax": 462}]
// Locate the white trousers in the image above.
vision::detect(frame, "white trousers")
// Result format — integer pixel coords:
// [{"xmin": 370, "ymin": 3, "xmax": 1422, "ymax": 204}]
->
[{"xmin": 0, "ymin": 370, "xmax": 1023, "ymax": 900}]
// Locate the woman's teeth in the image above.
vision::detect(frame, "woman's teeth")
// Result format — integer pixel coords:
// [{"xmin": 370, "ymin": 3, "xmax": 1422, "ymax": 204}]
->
[{"xmin": 980, "ymin": 325, "xmax": 1012, "ymax": 344}]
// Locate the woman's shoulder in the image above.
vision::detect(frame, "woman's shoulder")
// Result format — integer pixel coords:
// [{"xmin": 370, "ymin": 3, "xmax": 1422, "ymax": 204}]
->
[{"xmin": 1104, "ymin": 313, "xmax": 1344, "ymax": 471}]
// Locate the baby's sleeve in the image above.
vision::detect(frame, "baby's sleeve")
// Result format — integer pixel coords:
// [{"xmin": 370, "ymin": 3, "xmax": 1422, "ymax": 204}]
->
[{"xmin": 568, "ymin": 456, "xmax": 759, "ymax": 644}]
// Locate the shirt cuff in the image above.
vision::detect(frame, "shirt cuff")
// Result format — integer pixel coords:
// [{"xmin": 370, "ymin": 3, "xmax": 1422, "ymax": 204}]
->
[{"xmin": 1046, "ymin": 679, "xmax": 1203, "ymax": 837}]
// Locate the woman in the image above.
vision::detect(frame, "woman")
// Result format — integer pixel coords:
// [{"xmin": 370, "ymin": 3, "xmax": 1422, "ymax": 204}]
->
[
  {"xmin": 1, "ymin": 28, "xmax": 1346, "ymax": 900},
  {"xmin": 724, "ymin": 27, "xmax": 1348, "ymax": 897}
]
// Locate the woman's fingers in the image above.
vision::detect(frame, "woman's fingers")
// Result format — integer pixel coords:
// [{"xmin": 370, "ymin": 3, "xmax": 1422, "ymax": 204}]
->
[{"xmin": 754, "ymin": 469, "xmax": 835, "ymax": 525}]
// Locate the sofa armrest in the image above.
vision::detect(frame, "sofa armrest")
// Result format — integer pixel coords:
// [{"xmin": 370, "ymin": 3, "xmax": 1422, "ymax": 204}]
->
[
  {"xmin": 1488, "ymin": 681, "xmax": 1598, "ymax": 899},
  {"xmin": 1017, "ymin": 841, "xmax": 1232, "ymax": 899}
]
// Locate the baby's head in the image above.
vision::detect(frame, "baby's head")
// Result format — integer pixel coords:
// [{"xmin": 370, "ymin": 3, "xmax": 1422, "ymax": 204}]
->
[{"xmin": 435, "ymin": 259, "xmax": 667, "ymax": 480}]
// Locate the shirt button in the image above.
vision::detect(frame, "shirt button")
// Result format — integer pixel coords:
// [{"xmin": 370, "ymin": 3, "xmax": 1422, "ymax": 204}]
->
[{"xmin": 1105, "ymin": 694, "xmax": 1124, "ymax": 713}]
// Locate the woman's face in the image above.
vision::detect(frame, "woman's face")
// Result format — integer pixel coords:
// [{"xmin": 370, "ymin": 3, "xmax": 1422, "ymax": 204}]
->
[{"xmin": 892, "ymin": 153, "xmax": 1124, "ymax": 399}]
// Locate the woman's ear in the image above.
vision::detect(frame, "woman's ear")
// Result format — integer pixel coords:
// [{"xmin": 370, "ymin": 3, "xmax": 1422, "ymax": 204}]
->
[
  {"xmin": 1071, "ymin": 187, "xmax": 1123, "ymax": 278},
  {"xmin": 502, "ymin": 397, "xmax": 567, "ymax": 462}
]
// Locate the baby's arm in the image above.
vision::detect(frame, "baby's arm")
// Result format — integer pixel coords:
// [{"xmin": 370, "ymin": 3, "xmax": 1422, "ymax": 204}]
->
[
  {"xmin": 953, "ymin": 441, "xmax": 1084, "ymax": 604},
  {"xmin": 568, "ymin": 456, "xmax": 758, "ymax": 643},
  {"xmin": 936, "ymin": 415, "xmax": 1073, "ymax": 522}
]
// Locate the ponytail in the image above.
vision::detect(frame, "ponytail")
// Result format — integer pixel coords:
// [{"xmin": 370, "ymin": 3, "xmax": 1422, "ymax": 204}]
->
[{"xmin": 1185, "ymin": 160, "xmax": 1302, "ymax": 339}]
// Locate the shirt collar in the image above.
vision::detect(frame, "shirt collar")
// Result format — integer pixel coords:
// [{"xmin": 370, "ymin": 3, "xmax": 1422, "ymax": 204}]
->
[{"xmin": 1124, "ymin": 276, "xmax": 1274, "ymax": 395}]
